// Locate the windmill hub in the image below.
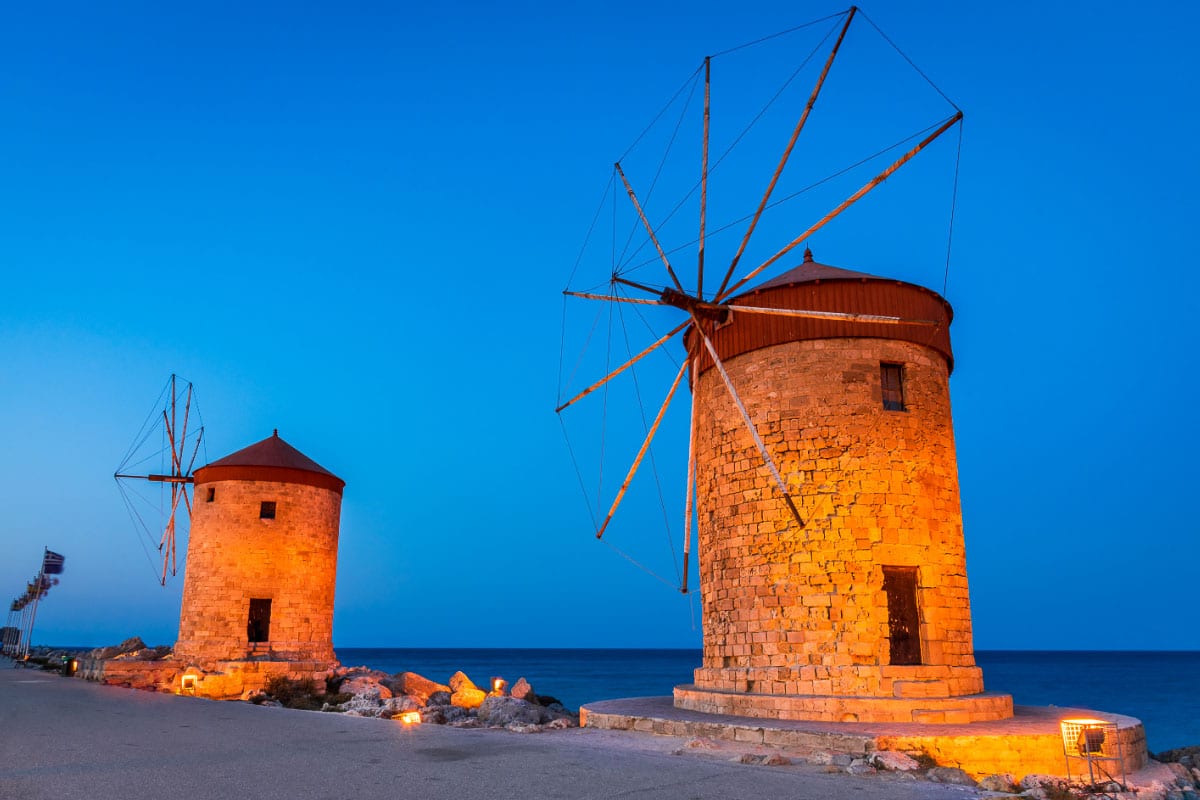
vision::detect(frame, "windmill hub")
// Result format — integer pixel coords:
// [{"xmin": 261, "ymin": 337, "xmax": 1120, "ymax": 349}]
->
[{"xmin": 659, "ymin": 287, "xmax": 729, "ymax": 324}]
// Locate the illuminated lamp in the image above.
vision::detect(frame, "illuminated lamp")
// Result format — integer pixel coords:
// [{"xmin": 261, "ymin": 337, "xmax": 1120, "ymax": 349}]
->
[{"xmin": 397, "ymin": 711, "xmax": 421, "ymax": 725}]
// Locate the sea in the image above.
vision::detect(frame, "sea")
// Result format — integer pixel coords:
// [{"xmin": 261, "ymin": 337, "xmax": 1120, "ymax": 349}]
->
[{"xmin": 336, "ymin": 648, "xmax": 1200, "ymax": 753}]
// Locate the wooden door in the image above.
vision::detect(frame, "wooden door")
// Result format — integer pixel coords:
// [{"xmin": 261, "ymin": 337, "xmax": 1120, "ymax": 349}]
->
[{"xmin": 882, "ymin": 567, "xmax": 921, "ymax": 665}]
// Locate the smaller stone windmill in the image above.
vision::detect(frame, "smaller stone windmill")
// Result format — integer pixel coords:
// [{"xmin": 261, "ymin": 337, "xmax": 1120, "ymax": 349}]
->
[{"xmin": 172, "ymin": 430, "xmax": 345, "ymax": 697}]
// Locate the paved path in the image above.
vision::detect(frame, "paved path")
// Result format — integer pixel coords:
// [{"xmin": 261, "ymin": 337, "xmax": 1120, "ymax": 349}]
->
[{"xmin": 0, "ymin": 663, "xmax": 987, "ymax": 800}]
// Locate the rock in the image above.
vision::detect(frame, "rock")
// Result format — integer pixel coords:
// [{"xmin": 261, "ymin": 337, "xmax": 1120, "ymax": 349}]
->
[
  {"xmin": 830, "ymin": 754, "xmax": 856, "ymax": 767},
  {"xmin": 451, "ymin": 687, "xmax": 487, "ymax": 710},
  {"xmin": 539, "ymin": 702, "xmax": 579, "ymax": 725},
  {"xmin": 1018, "ymin": 774, "xmax": 1071, "ymax": 799},
  {"xmin": 419, "ymin": 707, "xmax": 446, "ymax": 725},
  {"xmin": 427, "ymin": 691, "xmax": 452, "ymax": 707},
  {"xmin": 1169, "ymin": 763, "xmax": 1195, "ymax": 786},
  {"xmin": 340, "ymin": 675, "xmax": 393, "ymax": 700},
  {"xmin": 393, "ymin": 672, "xmax": 451, "ymax": 704},
  {"xmin": 340, "ymin": 694, "xmax": 386, "ymax": 717},
  {"xmin": 846, "ymin": 760, "xmax": 876, "ymax": 775},
  {"xmin": 439, "ymin": 705, "xmax": 473, "ymax": 723},
  {"xmin": 379, "ymin": 696, "xmax": 422, "ymax": 718},
  {"xmin": 506, "ymin": 723, "xmax": 544, "ymax": 734},
  {"xmin": 510, "ymin": 677, "xmax": 535, "ymax": 701},
  {"xmin": 543, "ymin": 717, "xmax": 573, "ymax": 730},
  {"xmin": 927, "ymin": 767, "xmax": 976, "ymax": 786},
  {"xmin": 978, "ymin": 773, "xmax": 1018, "ymax": 793},
  {"xmin": 477, "ymin": 696, "xmax": 543, "ymax": 726},
  {"xmin": 91, "ymin": 636, "xmax": 147, "ymax": 660},
  {"xmin": 448, "ymin": 671, "xmax": 479, "ymax": 694},
  {"xmin": 448, "ymin": 716, "xmax": 482, "ymax": 729},
  {"xmin": 870, "ymin": 751, "xmax": 920, "ymax": 771}
]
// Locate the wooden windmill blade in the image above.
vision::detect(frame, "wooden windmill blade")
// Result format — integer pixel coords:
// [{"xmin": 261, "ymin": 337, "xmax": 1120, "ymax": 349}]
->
[{"xmin": 114, "ymin": 374, "xmax": 205, "ymax": 585}]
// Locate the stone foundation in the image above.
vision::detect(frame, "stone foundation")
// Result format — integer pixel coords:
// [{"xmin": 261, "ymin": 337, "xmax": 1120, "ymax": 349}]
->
[
  {"xmin": 77, "ymin": 655, "xmax": 336, "ymax": 700},
  {"xmin": 583, "ymin": 697, "xmax": 1147, "ymax": 780},
  {"xmin": 675, "ymin": 683, "xmax": 1013, "ymax": 723}
]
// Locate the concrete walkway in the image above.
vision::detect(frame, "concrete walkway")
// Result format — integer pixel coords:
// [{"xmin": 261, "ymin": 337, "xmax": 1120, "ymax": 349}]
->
[{"xmin": 0, "ymin": 662, "xmax": 989, "ymax": 800}]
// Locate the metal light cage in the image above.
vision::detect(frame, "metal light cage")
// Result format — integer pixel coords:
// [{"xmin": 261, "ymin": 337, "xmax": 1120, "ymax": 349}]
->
[{"xmin": 1060, "ymin": 718, "xmax": 1127, "ymax": 788}]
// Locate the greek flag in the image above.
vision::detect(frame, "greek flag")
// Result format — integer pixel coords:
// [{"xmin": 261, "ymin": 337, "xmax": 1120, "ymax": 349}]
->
[{"xmin": 42, "ymin": 550, "xmax": 65, "ymax": 575}]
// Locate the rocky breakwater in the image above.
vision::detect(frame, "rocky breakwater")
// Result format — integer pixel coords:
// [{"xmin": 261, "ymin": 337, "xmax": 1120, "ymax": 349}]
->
[
  {"xmin": 254, "ymin": 667, "xmax": 579, "ymax": 732},
  {"xmin": 75, "ymin": 637, "xmax": 180, "ymax": 690}
]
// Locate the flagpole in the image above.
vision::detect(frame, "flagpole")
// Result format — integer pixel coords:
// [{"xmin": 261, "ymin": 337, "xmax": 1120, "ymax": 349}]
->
[
  {"xmin": 21, "ymin": 549, "xmax": 47, "ymax": 660},
  {"xmin": 3, "ymin": 606, "xmax": 14, "ymax": 657},
  {"xmin": 16, "ymin": 601, "xmax": 29, "ymax": 658}
]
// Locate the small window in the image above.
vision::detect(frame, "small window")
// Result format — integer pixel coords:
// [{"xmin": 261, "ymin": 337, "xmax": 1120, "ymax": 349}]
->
[
  {"xmin": 260, "ymin": 501, "xmax": 276, "ymax": 520},
  {"xmin": 881, "ymin": 363, "xmax": 906, "ymax": 412},
  {"xmin": 206, "ymin": 488, "xmax": 215, "ymax": 503}
]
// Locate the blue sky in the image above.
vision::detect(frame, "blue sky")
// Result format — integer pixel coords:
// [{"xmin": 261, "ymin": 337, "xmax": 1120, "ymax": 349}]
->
[{"xmin": 2, "ymin": 0, "xmax": 1197, "ymax": 652}]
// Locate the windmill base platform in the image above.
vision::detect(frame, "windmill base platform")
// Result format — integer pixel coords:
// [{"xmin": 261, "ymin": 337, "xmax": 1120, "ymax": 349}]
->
[
  {"xmin": 579, "ymin": 696, "xmax": 1147, "ymax": 780},
  {"xmin": 77, "ymin": 656, "xmax": 337, "ymax": 700},
  {"xmin": 675, "ymin": 683, "xmax": 1014, "ymax": 724}
]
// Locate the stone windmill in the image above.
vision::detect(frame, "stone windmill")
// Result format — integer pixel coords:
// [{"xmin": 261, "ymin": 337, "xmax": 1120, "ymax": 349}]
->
[
  {"xmin": 558, "ymin": 7, "xmax": 1012, "ymax": 723},
  {"xmin": 116, "ymin": 386, "xmax": 345, "ymax": 697},
  {"xmin": 172, "ymin": 430, "xmax": 345, "ymax": 697}
]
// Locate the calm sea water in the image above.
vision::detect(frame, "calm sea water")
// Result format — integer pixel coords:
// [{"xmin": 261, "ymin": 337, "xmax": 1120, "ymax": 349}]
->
[{"xmin": 336, "ymin": 648, "xmax": 1199, "ymax": 752}]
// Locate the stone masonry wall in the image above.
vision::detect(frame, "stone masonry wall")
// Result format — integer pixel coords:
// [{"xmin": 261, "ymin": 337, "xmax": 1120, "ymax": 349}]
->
[
  {"xmin": 692, "ymin": 336, "xmax": 985, "ymax": 701},
  {"xmin": 174, "ymin": 478, "xmax": 341, "ymax": 668}
]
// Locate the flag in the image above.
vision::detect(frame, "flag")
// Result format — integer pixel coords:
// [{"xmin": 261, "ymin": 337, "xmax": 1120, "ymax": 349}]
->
[{"xmin": 42, "ymin": 550, "xmax": 65, "ymax": 575}]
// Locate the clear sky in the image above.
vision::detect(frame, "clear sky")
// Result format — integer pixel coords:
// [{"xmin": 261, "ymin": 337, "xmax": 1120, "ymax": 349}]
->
[{"xmin": 2, "ymin": 0, "xmax": 1197, "ymax": 652}]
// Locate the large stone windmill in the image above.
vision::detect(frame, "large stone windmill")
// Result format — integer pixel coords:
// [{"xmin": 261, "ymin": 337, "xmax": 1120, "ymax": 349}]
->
[{"xmin": 558, "ymin": 7, "xmax": 1011, "ymax": 724}]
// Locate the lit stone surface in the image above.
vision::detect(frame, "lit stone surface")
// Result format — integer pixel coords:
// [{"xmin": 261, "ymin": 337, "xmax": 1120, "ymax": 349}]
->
[
  {"xmin": 684, "ymin": 298, "xmax": 1010, "ymax": 722},
  {"xmin": 174, "ymin": 478, "xmax": 341, "ymax": 668}
]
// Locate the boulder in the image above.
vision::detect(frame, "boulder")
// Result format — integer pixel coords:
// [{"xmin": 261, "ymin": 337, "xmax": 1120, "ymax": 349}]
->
[
  {"xmin": 379, "ymin": 696, "xmax": 422, "ymax": 718},
  {"xmin": 448, "ymin": 671, "xmax": 479, "ymax": 694},
  {"xmin": 477, "ymin": 696, "xmax": 544, "ymax": 727},
  {"xmin": 977, "ymin": 774, "xmax": 1017, "ymax": 793},
  {"xmin": 439, "ymin": 705, "xmax": 473, "ymax": 723},
  {"xmin": 393, "ymin": 672, "xmax": 451, "ymax": 704},
  {"xmin": 91, "ymin": 636, "xmax": 147, "ymax": 660},
  {"xmin": 340, "ymin": 675, "xmax": 392, "ymax": 700},
  {"xmin": 419, "ymin": 707, "xmax": 446, "ymax": 725},
  {"xmin": 427, "ymin": 691, "xmax": 452, "ymax": 707},
  {"xmin": 510, "ymin": 677, "xmax": 535, "ymax": 701},
  {"xmin": 927, "ymin": 767, "xmax": 976, "ymax": 786},
  {"xmin": 451, "ymin": 687, "xmax": 487, "ymax": 710},
  {"xmin": 1019, "ymin": 774, "xmax": 1072, "ymax": 800},
  {"xmin": 340, "ymin": 694, "xmax": 386, "ymax": 717},
  {"xmin": 539, "ymin": 702, "xmax": 579, "ymax": 725},
  {"xmin": 870, "ymin": 751, "xmax": 920, "ymax": 772}
]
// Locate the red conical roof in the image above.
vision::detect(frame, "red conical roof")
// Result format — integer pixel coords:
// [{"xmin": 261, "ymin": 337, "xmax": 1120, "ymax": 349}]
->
[
  {"xmin": 749, "ymin": 251, "xmax": 879, "ymax": 290},
  {"xmin": 688, "ymin": 248, "xmax": 956, "ymax": 373},
  {"xmin": 193, "ymin": 430, "xmax": 345, "ymax": 494}
]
